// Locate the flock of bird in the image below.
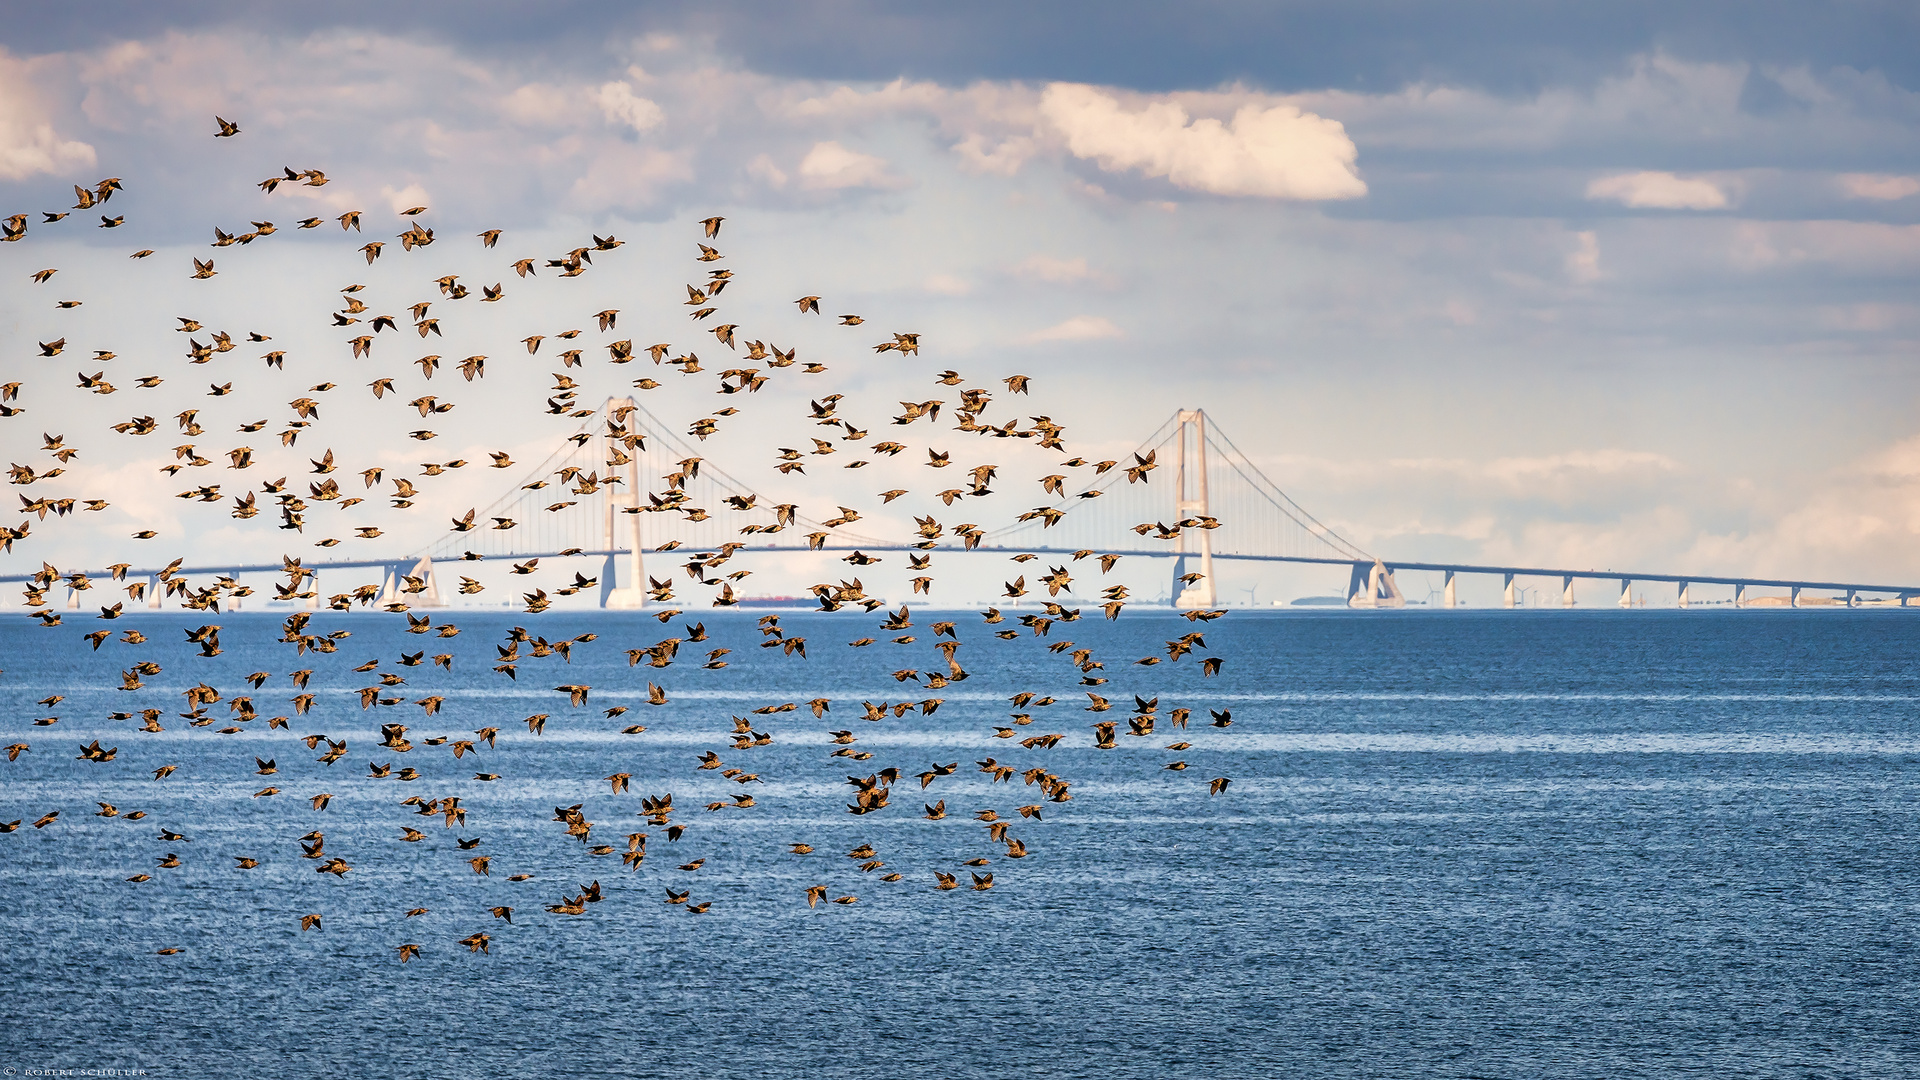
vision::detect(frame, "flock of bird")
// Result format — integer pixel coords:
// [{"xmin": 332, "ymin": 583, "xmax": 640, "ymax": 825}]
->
[{"xmin": 0, "ymin": 116, "xmax": 1237, "ymax": 961}]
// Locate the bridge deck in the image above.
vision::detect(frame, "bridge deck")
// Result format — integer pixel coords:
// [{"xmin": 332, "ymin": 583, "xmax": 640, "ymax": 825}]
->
[{"xmin": 5, "ymin": 546, "xmax": 1914, "ymax": 600}]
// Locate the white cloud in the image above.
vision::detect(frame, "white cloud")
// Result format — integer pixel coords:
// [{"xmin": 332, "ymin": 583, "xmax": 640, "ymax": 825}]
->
[
  {"xmin": 923, "ymin": 273, "xmax": 971, "ymax": 296},
  {"xmin": 503, "ymin": 83, "xmax": 581, "ymax": 127},
  {"xmin": 0, "ymin": 51, "xmax": 95, "ymax": 180},
  {"xmin": 0, "ymin": 118, "xmax": 97, "ymax": 181},
  {"xmin": 380, "ymin": 183, "xmax": 431, "ymax": 215},
  {"xmin": 950, "ymin": 131, "xmax": 1038, "ymax": 176},
  {"xmin": 1586, "ymin": 170, "xmax": 1733, "ymax": 210},
  {"xmin": 772, "ymin": 77, "xmax": 1043, "ymax": 177},
  {"xmin": 1011, "ymin": 254, "xmax": 1099, "ymax": 285},
  {"xmin": 1725, "ymin": 220, "xmax": 1920, "ymax": 273},
  {"xmin": 1038, "ymin": 82, "xmax": 1365, "ymax": 200},
  {"xmin": 1483, "ymin": 449, "xmax": 1679, "ymax": 487},
  {"xmin": 1836, "ymin": 173, "xmax": 1920, "ymax": 201},
  {"xmin": 747, "ymin": 153, "xmax": 788, "ymax": 188},
  {"xmin": 597, "ymin": 81, "xmax": 664, "ymax": 133},
  {"xmin": 1023, "ymin": 315, "xmax": 1123, "ymax": 342},
  {"xmin": 568, "ymin": 145, "xmax": 694, "ymax": 210},
  {"xmin": 1669, "ymin": 433, "xmax": 1920, "ymax": 582},
  {"xmin": 779, "ymin": 77, "xmax": 954, "ymax": 122},
  {"xmin": 796, "ymin": 141, "xmax": 904, "ymax": 189},
  {"xmin": 1566, "ymin": 230, "xmax": 1601, "ymax": 282}
]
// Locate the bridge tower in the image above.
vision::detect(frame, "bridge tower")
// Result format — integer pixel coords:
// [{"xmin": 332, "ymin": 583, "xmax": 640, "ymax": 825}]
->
[
  {"xmin": 600, "ymin": 396, "xmax": 647, "ymax": 609},
  {"xmin": 1171, "ymin": 409, "xmax": 1217, "ymax": 609}
]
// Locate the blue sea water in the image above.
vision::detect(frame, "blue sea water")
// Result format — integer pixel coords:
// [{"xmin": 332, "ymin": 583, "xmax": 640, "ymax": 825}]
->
[{"xmin": 1, "ymin": 608, "xmax": 1917, "ymax": 1079}]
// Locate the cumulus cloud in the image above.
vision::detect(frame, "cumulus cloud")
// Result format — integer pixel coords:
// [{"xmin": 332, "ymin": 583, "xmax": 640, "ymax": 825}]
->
[
  {"xmin": 772, "ymin": 76, "xmax": 1044, "ymax": 177},
  {"xmin": 380, "ymin": 182, "xmax": 431, "ymax": 215},
  {"xmin": 0, "ymin": 51, "xmax": 94, "ymax": 180},
  {"xmin": 1836, "ymin": 173, "xmax": 1920, "ymax": 201},
  {"xmin": 1586, "ymin": 170, "xmax": 1733, "ymax": 210},
  {"xmin": 597, "ymin": 81, "xmax": 664, "ymax": 133},
  {"xmin": 951, "ymin": 131, "xmax": 1038, "ymax": 176},
  {"xmin": 0, "ymin": 118, "xmax": 96, "ymax": 181},
  {"xmin": 1038, "ymin": 82, "xmax": 1365, "ymax": 200},
  {"xmin": 796, "ymin": 140, "xmax": 905, "ymax": 189},
  {"xmin": 1676, "ymin": 433, "xmax": 1920, "ymax": 583},
  {"xmin": 1022, "ymin": 315, "xmax": 1123, "ymax": 342}
]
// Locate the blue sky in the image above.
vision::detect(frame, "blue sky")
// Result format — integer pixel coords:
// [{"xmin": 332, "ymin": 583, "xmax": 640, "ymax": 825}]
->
[{"xmin": 2, "ymin": 2, "xmax": 1918, "ymax": 603}]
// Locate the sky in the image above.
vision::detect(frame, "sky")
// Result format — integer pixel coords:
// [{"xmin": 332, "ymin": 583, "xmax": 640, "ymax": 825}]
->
[{"xmin": 2, "ymin": 1, "xmax": 1919, "ymax": 606}]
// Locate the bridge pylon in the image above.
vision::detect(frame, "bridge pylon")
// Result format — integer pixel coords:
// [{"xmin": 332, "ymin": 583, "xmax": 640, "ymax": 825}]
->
[
  {"xmin": 1172, "ymin": 409, "xmax": 1217, "ymax": 609},
  {"xmin": 1347, "ymin": 559, "xmax": 1406, "ymax": 608},
  {"xmin": 377, "ymin": 556, "xmax": 444, "ymax": 608},
  {"xmin": 600, "ymin": 397, "xmax": 647, "ymax": 609}
]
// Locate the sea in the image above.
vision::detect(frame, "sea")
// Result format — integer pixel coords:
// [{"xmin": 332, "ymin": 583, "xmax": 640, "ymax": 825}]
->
[{"xmin": 1, "ymin": 608, "xmax": 1916, "ymax": 1079}]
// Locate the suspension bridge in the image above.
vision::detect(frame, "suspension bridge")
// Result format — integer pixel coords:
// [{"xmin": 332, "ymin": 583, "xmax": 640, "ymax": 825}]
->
[{"xmin": 10, "ymin": 400, "xmax": 1919, "ymax": 610}]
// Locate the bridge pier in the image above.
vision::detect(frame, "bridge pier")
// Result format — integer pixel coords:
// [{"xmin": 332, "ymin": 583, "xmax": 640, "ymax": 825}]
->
[
  {"xmin": 1503, "ymin": 573, "xmax": 1516, "ymax": 608},
  {"xmin": 1677, "ymin": 580, "xmax": 1690, "ymax": 609},
  {"xmin": 1847, "ymin": 588, "xmax": 1857, "ymax": 608},
  {"xmin": 1561, "ymin": 575, "xmax": 1575, "ymax": 607},
  {"xmin": 1791, "ymin": 586, "xmax": 1802, "ymax": 608},
  {"xmin": 1734, "ymin": 583, "xmax": 1745, "ymax": 608},
  {"xmin": 1443, "ymin": 570, "xmax": 1457, "ymax": 609},
  {"xmin": 1618, "ymin": 578, "xmax": 1631, "ymax": 608},
  {"xmin": 1348, "ymin": 559, "xmax": 1405, "ymax": 608}
]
